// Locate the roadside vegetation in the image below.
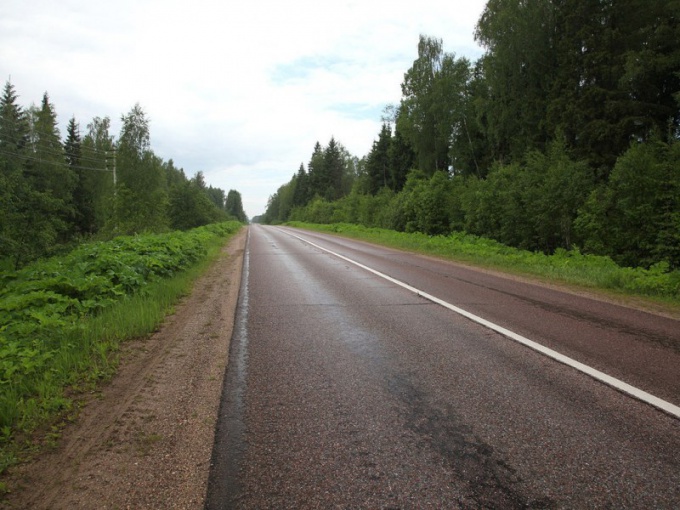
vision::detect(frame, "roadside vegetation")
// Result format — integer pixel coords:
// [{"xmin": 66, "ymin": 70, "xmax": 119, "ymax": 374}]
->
[
  {"xmin": 1, "ymin": 82, "xmax": 248, "ymax": 271},
  {"xmin": 0, "ymin": 221, "xmax": 242, "ymax": 476},
  {"xmin": 260, "ymin": 1, "xmax": 680, "ymax": 295},
  {"xmin": 287, "ymin": 222, "xmax": 680, "ymax": 307},
  {"xmin": 0, "ymin": 73, "xmax": 250, "ymax": 477}
]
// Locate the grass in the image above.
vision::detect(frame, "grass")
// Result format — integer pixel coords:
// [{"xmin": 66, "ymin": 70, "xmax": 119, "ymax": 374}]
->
[
  {"xmin": 0, "ymin": 223, "xmax": 242, "ymax": 475},
  {"xmin": 286, "ymin": 222, "xmax": 680, "ymax": 311}
]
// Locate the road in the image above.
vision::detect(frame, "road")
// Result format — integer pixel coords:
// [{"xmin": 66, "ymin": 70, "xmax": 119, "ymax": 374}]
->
[{"xmin": 206, "ymin": 225, "xmax": 680, "ymax": 509}]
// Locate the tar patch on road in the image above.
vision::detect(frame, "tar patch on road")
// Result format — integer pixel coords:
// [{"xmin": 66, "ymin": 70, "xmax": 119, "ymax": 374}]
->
[{"xmin": 387, "ymin": 374, "xmax": 556, "ymax": 509}]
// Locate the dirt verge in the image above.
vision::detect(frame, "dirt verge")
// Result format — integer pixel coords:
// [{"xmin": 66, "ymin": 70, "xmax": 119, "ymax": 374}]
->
[{"xmin": 1, "ymin": 227, "xmax": 247, "ymax": 509}]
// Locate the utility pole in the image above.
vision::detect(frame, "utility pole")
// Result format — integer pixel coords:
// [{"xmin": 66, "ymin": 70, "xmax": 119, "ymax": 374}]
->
[
  {"xmin": 105, "ymin": 148, "xmax": 117, "ymax": 195},
  {"xmin": 112, "ymin": 147, "xmax": 117, "ymax": 193},
  {"xmin": 106, "ymin": 148, "xmax": 118, "ymax": 231}
]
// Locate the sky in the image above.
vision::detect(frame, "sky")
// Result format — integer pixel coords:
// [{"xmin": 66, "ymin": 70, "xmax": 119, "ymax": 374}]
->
[{"xmin": 0, "ymin": 0, "xmax": 488, "ymax": 218}]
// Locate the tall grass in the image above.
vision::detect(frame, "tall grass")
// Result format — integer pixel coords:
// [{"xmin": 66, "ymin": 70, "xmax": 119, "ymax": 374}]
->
[{"xmin": 286, "ymin": 222, "xmax": 680, "ymax": 306}]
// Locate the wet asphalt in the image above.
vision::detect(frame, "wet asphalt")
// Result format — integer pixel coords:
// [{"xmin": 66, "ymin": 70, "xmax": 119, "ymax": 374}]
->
[{"xmin": 206, "ymin": 225, "xmax": 680, "ymax": 509}]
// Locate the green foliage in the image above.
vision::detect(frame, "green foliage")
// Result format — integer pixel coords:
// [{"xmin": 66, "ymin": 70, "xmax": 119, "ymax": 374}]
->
[
  {"xmin": 0, "ymin": 83, "xmax": 240, "ymax": 267},
  {"xmin": 263, "ymin": 138, "xmax": 358, "ymax": 224},
  {"xmin": 365, "ymin": 123, "xmax": 393, "ymax": 195},
  {"xmin": 264, "ymin": 15, "xmax": 680, "ymax": 271},
  {"xmin": 399, "ymin": 170, "xmax": 453, "ymax": 235},
  {"xmin": 399, "ymin": 35, "xmax": 472, "ymax": 175},
  {"xmin": 169, "ymin": 179, "xmax": 226, "ymax": 230},
  {"xmin": 225, "ymin": 189, "xmax": 248, "ymax": 223},
  {"xmin": 461, "ymin": 139, "xmax": 593, "ymax": 252},
  {"xmin": 475, "ymin": 0, "xmax": 680, "ymax": 170},
  {"xmin": 113, "ymin": 107, "xmax": 169, "ymax": 234},
  {"xmin": 0, "ymin": 222, "xmax": 241, "ymax": 456},
  {"xmin": 475, "ymin": 0, "xmax": 555, "ymax": 161},
  {"xmin": 575, "ymin": 139, "xmax": 680, "ymax": 269}
]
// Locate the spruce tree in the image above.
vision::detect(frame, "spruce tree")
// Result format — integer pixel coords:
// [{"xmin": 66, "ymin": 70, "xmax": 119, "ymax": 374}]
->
[
  {"xmin": 323, "ymin": 137, "xmax": 345, "ymax": 201},
  {"xmin": 0, "ymin": 80, "xmax": 29, "ymax": 263},
  {"xmin": 292, "ymin": 163, "xmax": 308, "ymax": 206},
  {"xmin": 306, "ymin": 141, "xmax": 325, "ymax": 199},
  {"xmin": 365, "ymin": 123, "xmax": 392, "ymax": 195},
  {"xmin": 67, "ymin": 116, "xmax": 97, "ymax": 236}
]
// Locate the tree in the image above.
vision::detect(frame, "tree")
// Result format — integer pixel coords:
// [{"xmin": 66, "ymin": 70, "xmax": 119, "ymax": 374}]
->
[
  {"xmin": 524, "ymin": 140, "xmax": 593, "ymax": 252},
  {"xmin": 82, "ymin": 116, "xmax": 115, "ymax": 231},
  {"xmin": 114, "ymin": 104, "xmax": 168, "ymax": 233},
  {"xmin": 365, "ymin": 123, "xmax": 392, "ymax": 194},
  {"xmin": 225, "ymin": 189, "xmax": 247, "ymax": 222},
  {"xmin": 168, "ymin": 177, "xmax": 224, "ymax": 230},
  {"xmin": 263, "ymin": 189, "xmax": 281, "ymax": 224},
  {"xmin": 206, "ymin": 185, "xmax": 226, "ymax": 210},
  {"xmin": 388, "ymin": 123, "xmax": 415, "ymax": 191},
  {"xmin": 323, "ymin": 137, "xmax": 345, "ymax": 201},
  {"xmin": 448, "ymin": 61, "xmax": 490, "ymax": 178},
  {"xmin": 7, "ymin": 92, "xmax": 77, "ymax": 265},
  {"xmin": 575, "ymin": 138, "xmax": 680, "ymax": 268},
  {"xmin": 475, "ymin": 0, "xmax": 557, "ymax": 163},
  {"xmin": 399, "ymin": 35, "xmax": 448, "ymax": 175},
  {"xmin": 306, "ymin": 141, "xmax": 325, "ymax": 199},
  {"xmin": 278, "ymin": 178, "xmax": 297, "ymax": 222},
  {"xmin": 0, "ymin": 80, "xmax": 29, "ymax": 264},
  {"xmin": 399, "ymin": 35, "xmax": 473, "ymax": 176},
  {"xmin": 192, "ymin": 170, "xmax": 206, "ymax": 189},
  {"xmin": 67, "ymin": 116, "xmax": 97, "ymax": 236},
  {"xmin": 545, "ymin": 0, "xmax": 680, "ymax": 171},
  {"xmin": 292, "ymin": 163, "xmax": 309, "ymax": 207},
  {"xmin": 30, "ymin": 93, "xmax": 77, "ymax": 234}
]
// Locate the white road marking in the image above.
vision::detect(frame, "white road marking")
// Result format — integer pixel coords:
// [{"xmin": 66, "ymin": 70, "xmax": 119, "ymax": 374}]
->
[{"xmin": 284, "ymin": 229, "xmax": 680, "ymax": 420}]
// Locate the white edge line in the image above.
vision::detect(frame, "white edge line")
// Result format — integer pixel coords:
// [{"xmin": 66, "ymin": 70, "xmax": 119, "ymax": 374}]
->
[{"xmin": 284, "ymin": 229, "xmax": 680, "ymax": 420}]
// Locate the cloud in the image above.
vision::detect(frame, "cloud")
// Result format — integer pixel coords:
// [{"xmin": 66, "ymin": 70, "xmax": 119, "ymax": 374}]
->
[{"xmin": 0, "ymin": 0, "xmax": 487, "ymax": 217}]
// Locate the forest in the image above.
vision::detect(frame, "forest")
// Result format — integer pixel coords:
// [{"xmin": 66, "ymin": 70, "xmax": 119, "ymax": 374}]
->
[
  {"xmin": 261, "ymin": 0, "xmax": 680, "ymax": 271},
  {"xmin": 0, "ymin": 85, "xmax": 247, "ymax": 269}
]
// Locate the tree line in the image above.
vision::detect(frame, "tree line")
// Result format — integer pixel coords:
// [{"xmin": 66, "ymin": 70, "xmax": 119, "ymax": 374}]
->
[
  {"xmin": 261, "ymin": 0, "xmax": 680, "ymax": 270},
  {"xmin": 0, "ymin": 82, "xmax": 247, "ymax": 268}
]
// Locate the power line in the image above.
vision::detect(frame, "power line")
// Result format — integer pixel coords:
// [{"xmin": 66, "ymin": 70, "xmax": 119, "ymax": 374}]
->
[
  {"xmin": 0, "ymin": 148, "xmax": 113, "ymax": 173},
  {"xmin": 0, "ymin": 116, "xmax": 114, "ymax": 163},
  {"xmin": 0, "ymin": 133, "xmax": 113, "ymax": 165}
]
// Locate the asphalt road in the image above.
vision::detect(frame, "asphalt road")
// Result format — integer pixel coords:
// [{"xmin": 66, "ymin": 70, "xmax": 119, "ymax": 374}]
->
[{"xmin": 206, "ymin": 225, "xmax": 680, "ymax": 509}]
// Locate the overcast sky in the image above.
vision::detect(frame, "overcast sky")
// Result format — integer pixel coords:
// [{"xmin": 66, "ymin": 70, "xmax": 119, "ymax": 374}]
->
[{"xmin": 0, "ymin": 0, "xmax": 488, "ymax": 218}]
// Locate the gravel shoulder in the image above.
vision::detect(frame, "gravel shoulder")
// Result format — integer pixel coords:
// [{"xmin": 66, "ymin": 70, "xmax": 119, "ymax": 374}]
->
[{"xmin": 1, "ymin": 228, "xmax": 247, "ymax": 510}]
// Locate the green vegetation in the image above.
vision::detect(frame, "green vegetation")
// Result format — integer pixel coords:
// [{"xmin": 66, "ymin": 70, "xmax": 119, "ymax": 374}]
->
[
  {"xmin": 0, "ymin": 83, "xmax": 248, "ymax": 269},
  {"xmin": 287, "ymin": 222, "xmax": 680, "ymax": 305},
  {"xmin": 0, "ymin": 221, "xmax": 242, "ymax": 473},
  {"xmin": 0, "ymin": 81, "xmax": 248, "ymax": 471},
  {"xmin": 261, "ymin": 1, "xmax": 680, "ymax": 278}
]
